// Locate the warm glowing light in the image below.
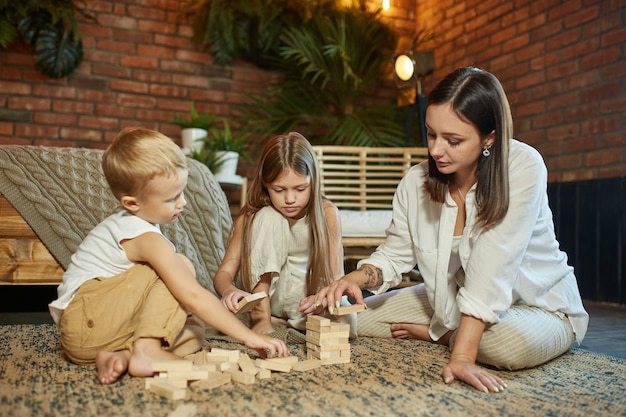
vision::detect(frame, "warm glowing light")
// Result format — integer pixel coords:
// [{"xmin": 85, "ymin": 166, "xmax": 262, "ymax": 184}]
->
[
  {"xmin": 394, "ymin": 54, "xmax": 415, "ymax": 81},
  {"xmin": 382, "ymin": 0, "xmax": 390, "ymax": 10}
]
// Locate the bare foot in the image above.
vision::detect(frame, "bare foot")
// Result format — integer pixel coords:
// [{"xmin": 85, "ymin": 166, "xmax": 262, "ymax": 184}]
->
[
  {"xmin": 128, "ymin": 338, "xmax": 182, "ymax": 378},
  {"xmin": 390, "ymin": 323, "xmax": 451, "ymax": 345},
  {"xmin": 95, "ymin": 350, "xmax": 130, "ymax": 385},
  {"xmin": 251, "ymin": 319, "xmax": 276, "ymax": 335}
]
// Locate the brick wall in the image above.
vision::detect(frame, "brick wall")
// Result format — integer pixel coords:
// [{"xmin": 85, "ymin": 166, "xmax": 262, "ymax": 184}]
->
[
  {"xmin": 0, "ymin": 0, "xmax": 624, "ymax": 182},
  {"xmin": 415, "ymin": 0, "xmax": 625, "ymax": 182}
]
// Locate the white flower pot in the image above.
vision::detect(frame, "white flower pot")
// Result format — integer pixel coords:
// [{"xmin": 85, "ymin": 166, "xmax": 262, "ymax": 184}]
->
[
  {"xmin": 181, "ymin": 128, "xmax": 207, "ymax": 154},
  {"xmin": 213, "ymin": 151, "xmax": 241, "ymax": 183}
]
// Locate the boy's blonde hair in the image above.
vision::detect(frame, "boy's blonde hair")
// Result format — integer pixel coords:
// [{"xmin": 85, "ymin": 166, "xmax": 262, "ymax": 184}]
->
[{"xmin": 102, "ymin": 127, "xmax": 187, "ymax": 200}]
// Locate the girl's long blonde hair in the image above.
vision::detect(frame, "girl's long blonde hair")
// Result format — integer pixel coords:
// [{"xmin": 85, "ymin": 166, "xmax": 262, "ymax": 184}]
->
[{"xmin": 239, "ymin": 132, "xmax": 333, "ymax": 295}]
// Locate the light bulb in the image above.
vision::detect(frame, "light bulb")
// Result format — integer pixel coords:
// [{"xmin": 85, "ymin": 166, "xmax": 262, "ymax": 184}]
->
[{"xmin": 394, "ymin": 55, "xmax": 415, "ymax": 81}]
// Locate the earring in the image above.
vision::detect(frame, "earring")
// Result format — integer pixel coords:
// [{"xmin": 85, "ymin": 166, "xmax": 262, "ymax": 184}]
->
[{"xmin": 482, "ymin": 147, "xmax": 491, "ymax": 157}]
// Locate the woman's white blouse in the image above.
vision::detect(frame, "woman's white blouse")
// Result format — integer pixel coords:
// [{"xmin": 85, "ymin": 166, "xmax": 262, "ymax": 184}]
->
[{"xmin": 358, "ymin": 139, "xmax": 589, "ymax": 343}]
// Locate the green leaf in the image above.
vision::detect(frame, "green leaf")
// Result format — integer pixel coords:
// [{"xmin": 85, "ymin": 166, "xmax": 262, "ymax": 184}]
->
[{"xmin": 34, "ymin": 23, "xmax": 83, "ymax": 79}]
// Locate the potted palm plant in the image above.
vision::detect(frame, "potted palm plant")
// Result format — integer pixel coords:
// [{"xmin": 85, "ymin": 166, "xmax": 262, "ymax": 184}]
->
[{"xmin": 170, "ymin": 102, "xmax": 215, "ymax": 154}]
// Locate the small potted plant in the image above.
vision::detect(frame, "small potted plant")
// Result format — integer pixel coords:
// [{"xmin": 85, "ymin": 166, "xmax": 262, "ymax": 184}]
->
[
  {"xmin": 196, "ymin": 120, "xmax": 250, "ymax": 183},
  {"xmin": 170, "ymin": 102, "xmax": 215, "ymax": 153}
]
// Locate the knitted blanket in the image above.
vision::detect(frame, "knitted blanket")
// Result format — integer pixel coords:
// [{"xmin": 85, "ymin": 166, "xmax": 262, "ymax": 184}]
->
[{"xmin": 0, "ymin": 145, "xmax": 232, "ymax": 293}]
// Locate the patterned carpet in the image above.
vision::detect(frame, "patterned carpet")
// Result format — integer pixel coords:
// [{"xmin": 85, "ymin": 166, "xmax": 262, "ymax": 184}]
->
[{"xmin": 1, "ymin": 324, "xmax": 625, "ymax": 417}]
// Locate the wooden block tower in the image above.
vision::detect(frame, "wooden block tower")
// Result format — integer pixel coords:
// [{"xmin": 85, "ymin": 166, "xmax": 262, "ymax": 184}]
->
[{"xmin": 305, "ymin": 315, "xmax": 351, "ymax": 364}]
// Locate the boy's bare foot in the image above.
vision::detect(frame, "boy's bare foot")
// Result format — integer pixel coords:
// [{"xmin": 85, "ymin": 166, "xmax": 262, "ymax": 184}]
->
[
  {"xmin": 95, "ymin": 350, "xmax": 130, "ymax": 385},
  {"xmin": 127, "ymin": 337, "xmax": 182, "ymax": 377}
]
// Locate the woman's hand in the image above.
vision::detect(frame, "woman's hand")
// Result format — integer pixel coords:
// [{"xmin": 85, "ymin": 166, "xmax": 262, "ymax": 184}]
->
[
  {"xmin": 314, "ymin": 276, "xmax": 364, "ymax": 315},
  {"xmin": 442, "ymin": 359, "xmax": 506, "ymax": 393},
  {"xmin": 220, "ymin": 286, "xmax": 251, "ymax": 313},
  {"xmin": 298, "ymin": 295, "xmax": 326, "ymax": 316}
]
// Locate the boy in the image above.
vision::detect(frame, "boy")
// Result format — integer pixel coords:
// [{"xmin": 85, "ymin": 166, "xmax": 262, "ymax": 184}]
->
[{"xmin": 49, "ymin": 127, "xmax": 288, "ymax": 384}]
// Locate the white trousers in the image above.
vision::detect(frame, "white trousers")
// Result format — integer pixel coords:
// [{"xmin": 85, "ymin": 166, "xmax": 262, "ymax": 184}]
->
[{"xmin": 357, "ymin": 284, "xmax": 575, "ymax": 370}]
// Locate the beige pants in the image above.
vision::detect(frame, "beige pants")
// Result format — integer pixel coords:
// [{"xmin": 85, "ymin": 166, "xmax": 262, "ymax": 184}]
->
[
  {"xmin": 59, "ymin": 256, "xmax": 204, "ymax": 365},
  {"xmin": 357, "ymin": 283, "xmax": 575, "ymax": 370}
]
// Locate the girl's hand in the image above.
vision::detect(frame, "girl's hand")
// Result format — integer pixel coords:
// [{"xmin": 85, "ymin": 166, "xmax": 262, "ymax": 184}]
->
[
  {"xmin": 220, "ymin": 286, "xmax": 251, "ymax": 313},
  {"xmin": 298, "ymin": 295, "xmax": 326, "ymax": 316},
  {"xmin": 442, "ymin": 359, "xmax": 506, "ymax": 393},
  {"xmin": 245, "ymin": 334, "xmax": 289, "ymax": 358}
]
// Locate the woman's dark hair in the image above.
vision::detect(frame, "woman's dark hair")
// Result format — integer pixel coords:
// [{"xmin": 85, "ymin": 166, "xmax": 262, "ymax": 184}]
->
[{"xmin": 425, "ymin": 66, "xmax": 512, "ymax": 228}]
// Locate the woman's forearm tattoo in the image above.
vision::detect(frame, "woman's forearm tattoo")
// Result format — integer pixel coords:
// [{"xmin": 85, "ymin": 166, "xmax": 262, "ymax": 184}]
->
[{"xmin": 358, "ymin": 265, "xmax": 383, "ymax": 288}]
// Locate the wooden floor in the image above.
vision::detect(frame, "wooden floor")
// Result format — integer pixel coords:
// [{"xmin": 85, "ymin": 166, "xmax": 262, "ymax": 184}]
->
[{"xmin": 0, "ymin": 288, "xmax": 624, "ymax": 359}]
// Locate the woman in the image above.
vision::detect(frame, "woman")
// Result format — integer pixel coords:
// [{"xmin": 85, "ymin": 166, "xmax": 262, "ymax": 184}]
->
[{"xmin": 316, "ymin": 66, "xmax": 588, "ymax": 393}]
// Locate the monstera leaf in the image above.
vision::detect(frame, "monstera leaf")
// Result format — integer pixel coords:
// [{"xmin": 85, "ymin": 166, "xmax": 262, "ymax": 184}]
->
[
  {"xmin": 17, "ymin": 10, "xmax": 52, "ymax": 46},
  {"xmin": 34, "ymin": 24, "xmax": 83, "ymax": 79}
]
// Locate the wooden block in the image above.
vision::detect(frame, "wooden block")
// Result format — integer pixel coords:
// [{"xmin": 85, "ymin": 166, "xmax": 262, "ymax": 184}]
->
[
  {"xmin": 193, "ymin": 371, "xmax": 231, "ymax": 390},
  {"xmin": 193, "ymin": 363, "xmax": 219, "ymax": 372},
  {"xmin": 166, "ymin": 368, "xmax": 210, "ymax": 382},
  {"xmin": 204, "ymin": 355, "xmax": 230, "ymax": 364},
  {"xmin": 225, "ymin": 368, "xmax": 256, "ymax": 385},
  {"xmin": 255, "ymin": 358, "xmax": 293, "ymax": 373},
  {"xmin": 217, "ymin": 362, "xmax": 232, "ymax": 371},
  {"xmin": 305, "ymin": 334, "xmax": 349, "ymax": 346},
  {"xmin": 210, "ymin": 348, "xmax": 240, "ymax": 363},
  {"xmin": 307, "ymin": 315, "xmax": 331, "ymax": 327},
  {"xmin": 329, "ymin": 304, "xmax": 366, "ymax": 315},
  {"xmin": 306, "ymin": 329, "xmax": 350, "ymax": 341},
  {"xmin": 237, "ymin": 354, "xmax": 258, "ymax": 375},
  {"xmin": 235, "ymin": 291, "xmax": 267, "ymax": 314},
  {"xmin": 292, "ymin": 358, "xmax": 323, "ymax": 372},
  {"xmin": 256, "ymin": 368, "xmax": 271, "ymax": 379},
  {"xmin": 329, "ymin": 322, "xmax": 351, "ymax": 332},
  {"xmin": 149, "ymin": 379, "xmax": 186, "ymax": 400},
  {"xmin": 152, "ymin": 360, "xmax": 193, "ymax": 373},
  {"xmin": 264, "ymin": 356, "xmax": 299, "ymax": 365},
  {"xmin": 167, "ymin": 403, "xmax": 197, "ymax": 417},
  {"xmin": 306, "ymin": 342, "xmax": 351, "ymax": 352}
]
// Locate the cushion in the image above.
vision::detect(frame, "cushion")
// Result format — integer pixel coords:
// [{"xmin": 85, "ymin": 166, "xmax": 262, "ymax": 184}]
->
[{"xmin": 339, "ymin": 210, "xmax": 392, "ymax": 237}]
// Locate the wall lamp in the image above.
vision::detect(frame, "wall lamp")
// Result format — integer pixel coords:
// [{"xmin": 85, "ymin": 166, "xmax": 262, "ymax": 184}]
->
[{"xmin": 393, "ymin": 51, "xmax": 435, "ymax": 146}]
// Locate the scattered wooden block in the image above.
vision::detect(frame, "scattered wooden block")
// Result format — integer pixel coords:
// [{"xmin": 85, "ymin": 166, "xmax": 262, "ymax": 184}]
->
[
  {"xmin": 265, "ymin": 356, "xmax": 299, "ymax": 365},
  {"xmin": 149, "ymin": 379, "xmax": 186, "ymax": 400},
  {"xmin": 255, "ymin": 358, "xmax": 293, "ymax": 373},
  {"xmin": 256, "ymin": 368, "xmax": 272, "ymax": 379},
  {"xmin": 225, "ymin": 368, "xmax": 256, "ymax": 385},
  {"xmin": 237, "ymin": 354, "xmax": 259, "ymax": 375},
  {"xmin": 292, "ymin": 358, "xmax": 323, "ymax": 372},
  {"xmin": 236, "ymin": 291, "xmax": 267, "ymax": 314},
  {"xmin": 166, "ymin": 368, "xmax": 210, "ymax": 382},
  {"xmin": 210, "ymin": 348, "xmax": 241, "ymax": 363},
  {"xmin": 193, "ymin": 371, "xmax": 231, "ymax": 390},
  {"xmin": 152, "ymin": 360, "xmax": 193, "ymax": 373},
  {"xmin": 329, "ymin": 304, "xmax": 366, "ymax": 315},
  {"xmin": 167, "ymin": 403, "xmax": 197, "ymax": 417}
]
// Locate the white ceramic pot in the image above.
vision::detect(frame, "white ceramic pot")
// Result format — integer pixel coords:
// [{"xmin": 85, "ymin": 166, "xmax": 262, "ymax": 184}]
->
[
  {"xmin": 181, "ymin": 128, "xmax": 207, "ymax": 154},
  {"xmin": 212, "ymin": 150, "xmax": 241, "ymax": 183}
]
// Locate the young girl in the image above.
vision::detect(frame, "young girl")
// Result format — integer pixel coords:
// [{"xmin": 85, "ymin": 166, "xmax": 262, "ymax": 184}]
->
[
  {"xmin": 213, "ymin": 132, "xmax": 346, "ymax": 334},
  {"xmin": 317, "ymin": 67, "xmax": 588, "ymax": 392}
]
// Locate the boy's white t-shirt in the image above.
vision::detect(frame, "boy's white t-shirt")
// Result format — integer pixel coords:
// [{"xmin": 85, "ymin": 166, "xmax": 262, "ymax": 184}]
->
[{"xmin": 48, "ymin": 208, "xmax": 174, "ymax": 325}]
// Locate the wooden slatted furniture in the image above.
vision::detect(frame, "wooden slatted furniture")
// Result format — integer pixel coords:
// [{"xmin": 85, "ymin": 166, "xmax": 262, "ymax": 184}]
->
[
  {"xmin": 313, "ymin": 145, "xmax": 429, "ymax": 259},
  {"xmin": 0, "ymin": 194, "xmax": 64, "ymax": 284}
]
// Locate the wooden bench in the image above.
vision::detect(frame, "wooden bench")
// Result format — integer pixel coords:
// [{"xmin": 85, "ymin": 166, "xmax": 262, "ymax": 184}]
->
[
  {"xmin": 0, "ymin": 194, "xmax": 64, "ymax": 285},
  {"xmin": 313, "ymin": 145, "xmax": 429, "ymax": 259}
]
